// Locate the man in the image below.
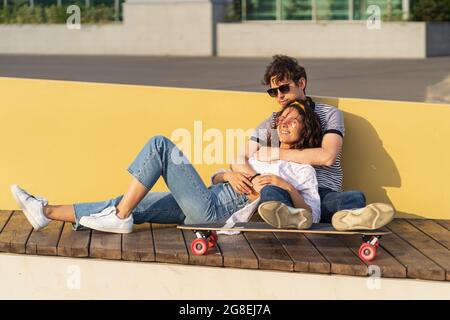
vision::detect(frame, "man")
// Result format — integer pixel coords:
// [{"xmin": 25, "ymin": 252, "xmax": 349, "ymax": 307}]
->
[{"xmin": 229, "ymin": 55, "xmax": 394, "ymax": 230}]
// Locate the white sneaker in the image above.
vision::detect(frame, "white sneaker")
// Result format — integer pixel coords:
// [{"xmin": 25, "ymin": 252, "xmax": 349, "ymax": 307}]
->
[
  {"xmin": 10, "ymin": 184, "xmax": 51, "ymax": 230},
  {"xmin": 332, "ymin": 203, "xmax": 395, "ymax": 231},
  {"xmin": 258, "ymin": 201, "xmax": 313, "ymax": 230},
  {"xmin": 79, "ymin": 206, "xmax": 133, "ymax": 234}
]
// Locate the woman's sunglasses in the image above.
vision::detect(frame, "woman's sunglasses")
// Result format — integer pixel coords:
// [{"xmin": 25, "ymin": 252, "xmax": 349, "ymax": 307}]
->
[{"xmin": 267, "ymin": 84, "xmax": 291, "ymax": 97}]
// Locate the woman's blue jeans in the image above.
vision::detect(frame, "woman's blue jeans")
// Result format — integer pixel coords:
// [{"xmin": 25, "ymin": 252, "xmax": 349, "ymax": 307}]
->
[{"xmin": 72, "ymin": 136, "xmax": 249, "ymax": 230}]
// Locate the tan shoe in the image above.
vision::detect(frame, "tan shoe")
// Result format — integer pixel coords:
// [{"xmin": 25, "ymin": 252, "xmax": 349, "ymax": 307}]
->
[
  {"xmin": 331, "ymin": 203, "xmax": 395, "ymax": 231},
  {"xmin": 258, "ymin": 201, "xmax": 313, "ymax": 229}
]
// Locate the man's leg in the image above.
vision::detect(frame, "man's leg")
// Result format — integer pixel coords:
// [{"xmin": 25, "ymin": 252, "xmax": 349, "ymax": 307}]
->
[
  {"xmin": 319, "ymin": 188, "xmax": 394, "ymax": 230},
  {"xmin": 319, "ymin": 188, "xmax": 366, "ymax": 223}
]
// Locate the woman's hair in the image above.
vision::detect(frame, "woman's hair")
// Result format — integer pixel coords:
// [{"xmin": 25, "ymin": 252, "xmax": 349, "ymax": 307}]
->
[{"xmin": 273, "ymin": 101, "xmax": 322, "ymax": 150}]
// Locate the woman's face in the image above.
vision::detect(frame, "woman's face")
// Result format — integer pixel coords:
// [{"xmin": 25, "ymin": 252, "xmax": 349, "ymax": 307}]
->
[{"xmin": 276, "ymin": 107, "xmax": 303, "ymax": 146}]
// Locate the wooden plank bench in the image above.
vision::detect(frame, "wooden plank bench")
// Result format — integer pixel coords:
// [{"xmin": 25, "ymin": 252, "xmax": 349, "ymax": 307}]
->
[{"xmin": 0, "ymin": 209, "xmax": 449, "ymax": 282}]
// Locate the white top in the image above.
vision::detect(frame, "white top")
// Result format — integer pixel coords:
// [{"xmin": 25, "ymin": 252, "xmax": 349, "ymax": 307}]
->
[
  {"xmin": 211, "ymin": 158, "xmax": 321, "ymax": 235},
  {"xmin": 248, "ymin": 157, "xmax": 321, "ymax": 223}
]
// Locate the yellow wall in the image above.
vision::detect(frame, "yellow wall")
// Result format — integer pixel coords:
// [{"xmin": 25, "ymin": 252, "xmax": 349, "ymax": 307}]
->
[{"xmin": 1, "ymin": 77, "xmax": 449, "ymax": 219}]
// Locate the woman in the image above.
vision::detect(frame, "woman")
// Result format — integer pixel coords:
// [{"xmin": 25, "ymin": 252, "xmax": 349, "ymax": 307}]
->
[{"xmin": 11, "ymin": 101, "xmax": 322, "ymax": 234}]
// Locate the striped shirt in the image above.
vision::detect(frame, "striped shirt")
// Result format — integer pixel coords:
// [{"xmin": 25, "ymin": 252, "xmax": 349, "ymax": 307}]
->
[{"xmin": 250, "ymin": 99, "xmax": 345, "ymax": 192}]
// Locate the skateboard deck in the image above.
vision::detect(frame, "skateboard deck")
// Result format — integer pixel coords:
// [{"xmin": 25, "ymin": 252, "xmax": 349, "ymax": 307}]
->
[
  {"xmin": 178, "ymin": 222, "xmax": 390, "ymax": 262},
  {"xmin": 177, "ymin": 222, "xmax": 390, "ymax": 236}
]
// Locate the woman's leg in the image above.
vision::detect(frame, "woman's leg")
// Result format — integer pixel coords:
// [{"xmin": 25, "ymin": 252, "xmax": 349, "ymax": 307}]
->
[
  {"xmin": 12, "ymin": 136, "xmax": 221, "ymax": 232},
  {"xmin": 70, "ymin": 191, "xmax": 185, "ymax": 230},
  {"xmin": 120, "ymin": 135, "xmax": 218, "ymax": 224},
  {"xmin": 40, "ymin": 176, "xmax": 148, "ymax": 224},
  {"xmin": 41, "ymin": 179, "xmax": 184, "ymax": 229},
  {"xmin": 115, "ymin": 176, "xmax": 148, "ymax": 219},
  {"xmin": 44, "ymin": 205, "xmax": 76, "ymax": 223},
  {"xmin": 80, "ymin": 135, "xmax": 224, "ymax": 231},
  {"xmin": 41, "ymin": 174, "xmax": 149, "ymax": 223}
]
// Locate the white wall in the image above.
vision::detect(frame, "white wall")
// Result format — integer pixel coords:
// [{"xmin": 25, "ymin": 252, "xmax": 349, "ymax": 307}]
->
[
  {"xmin": 217, "ymin": 21, "xmax": 429, "ymax": 58},
  {"xmin": 0, "ymin": 0, "xmax": 218, "ymax": 56},
  {"xmin": 0, "ymin": 24, "xmax": 128, "ymax": 55},
  {"xmin": 123, "ymin": 0, "xmax": 214, "ymax": 55}
]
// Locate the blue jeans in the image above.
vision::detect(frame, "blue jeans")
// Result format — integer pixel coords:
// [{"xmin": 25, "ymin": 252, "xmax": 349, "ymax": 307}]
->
[
  {"xmin": 318, "ymin": 188, "xmax": 366, "ymax": 223},
  {"xmin": 72, "ymin": 136, "xmax": 249, "ymax": 230},
  {"xmin": 259, "ymin": 185, "xmax": 294, "ymax": 207},
  {"xmin": 259, "ymin": 185, "xmax": 366, "ymax": 223}
]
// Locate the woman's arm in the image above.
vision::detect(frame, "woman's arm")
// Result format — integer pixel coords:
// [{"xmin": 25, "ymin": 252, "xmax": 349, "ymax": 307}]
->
[
  {"xmin": 211, "ymin": 171, "xmax": 227, "ymax": 184},
  {"xmin": 212, "ymin": 171, "xmax": 254, "ymax": 195}
]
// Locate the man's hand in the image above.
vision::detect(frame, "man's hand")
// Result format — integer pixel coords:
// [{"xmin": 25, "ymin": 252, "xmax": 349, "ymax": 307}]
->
[
  {"xmin": 254, "ymin": 147, "xmax": 280, "ymax": 162},
  {"xmin": 224, "ymin": 172, "xmax": 253, "ymax": 194}
]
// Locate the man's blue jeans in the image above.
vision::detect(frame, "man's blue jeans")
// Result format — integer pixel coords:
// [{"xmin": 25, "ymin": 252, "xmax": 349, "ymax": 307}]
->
[
  {"xmin": 318, "ymin": 188, "xmax": 366, "ymax": 223},
  {"xmin": 259, "ymin": 185, "xmax": 366, "ymax": 223},
  {"xmin": 72, "ymin": 136, "xmax": 249, "ymax": 230}
]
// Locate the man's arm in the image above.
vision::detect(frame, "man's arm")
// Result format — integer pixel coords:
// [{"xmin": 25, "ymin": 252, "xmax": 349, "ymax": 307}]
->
[
  {"xmin": 230, "ymin": 139, "xmax": 259, "ymax": 176},
  {"xmin": 231, "ymin": 115, "xmax": 273, "ymax": 175},
  {"xmin": 255, "ymin": 133, "xmax": 343, "ymax": 167}
]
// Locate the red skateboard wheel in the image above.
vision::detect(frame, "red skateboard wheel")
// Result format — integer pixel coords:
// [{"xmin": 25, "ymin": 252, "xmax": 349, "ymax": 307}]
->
[
  {"xmin": 191, "ymin": 238, "xmax": 208, "ymax": 256},
  {"xmin": 359, "ymin": 243, "xmax": 376, "ymax": 262}
]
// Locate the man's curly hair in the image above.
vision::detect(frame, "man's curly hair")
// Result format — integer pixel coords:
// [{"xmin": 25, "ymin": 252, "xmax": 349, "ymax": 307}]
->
[{"xmin": 263, "ymin": 55, "xmax": 307, "ymax": 93}]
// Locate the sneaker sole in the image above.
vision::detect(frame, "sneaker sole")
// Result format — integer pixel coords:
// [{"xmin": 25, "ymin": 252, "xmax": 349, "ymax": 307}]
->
[
  {"xmin": 79, "ymin": 218, "xmax": 133, "ymax": 234},
  {"xmin": 258, "ymin": 201, "xmax": 312, "ymax": 229},
  {"xmin": 332, "ymin": 203, "xmax": 395, "ymax": 231},
  {"xmin": 10, "ymin": 185, "xmax": 41, "ymax": 230}
]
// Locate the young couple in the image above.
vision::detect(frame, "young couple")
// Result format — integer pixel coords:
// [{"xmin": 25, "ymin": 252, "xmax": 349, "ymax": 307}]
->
[{"xmin": 11, "ymin": 55, "xmax": 394, "ymax": 234}]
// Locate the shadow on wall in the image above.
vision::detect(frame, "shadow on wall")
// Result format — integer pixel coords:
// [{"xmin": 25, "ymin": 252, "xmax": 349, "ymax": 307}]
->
[{"xmin": 339, "ymin": 112, "xmax": 423, "ymax": 218}]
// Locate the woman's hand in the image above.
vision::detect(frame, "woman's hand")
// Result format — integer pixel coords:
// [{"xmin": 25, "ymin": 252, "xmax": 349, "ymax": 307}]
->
[
  {"xmin": 252, "ymin": 174, "xmax": 293, "ymax": 192},
  {"xmin": 224, "ymin": 172, "xmax": 253, "ymax": 194}
]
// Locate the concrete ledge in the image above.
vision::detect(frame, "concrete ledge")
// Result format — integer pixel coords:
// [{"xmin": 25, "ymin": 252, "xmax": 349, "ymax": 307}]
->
[{"xmin": 1, "ymin": 253, "xmax": 449, "ymax": 299}]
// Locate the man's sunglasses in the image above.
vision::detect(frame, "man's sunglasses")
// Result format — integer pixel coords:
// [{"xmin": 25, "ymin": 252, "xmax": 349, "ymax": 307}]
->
[{"xmin": 267, "ymin": 84, "xmax": 291, "ymax": 97}]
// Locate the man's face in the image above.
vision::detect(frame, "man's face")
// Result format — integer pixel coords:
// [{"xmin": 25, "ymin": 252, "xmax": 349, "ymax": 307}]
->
[{"xmin": 269, "ymin": 76, "xmax": 306, "ymax": 108}]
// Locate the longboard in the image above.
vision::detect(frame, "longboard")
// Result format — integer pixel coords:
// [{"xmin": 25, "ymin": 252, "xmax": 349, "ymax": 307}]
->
[{"xmin": 178, "ymin": 222, "xmax": 390, "ymax": 262}]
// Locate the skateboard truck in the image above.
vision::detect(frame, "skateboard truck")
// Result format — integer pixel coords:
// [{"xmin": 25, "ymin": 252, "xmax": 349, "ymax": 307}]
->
[
  {"xmin": 190, "ymin": 230, "xmax": 218, "ymax": 256},
  {"xmin": 358, "ymin": 235, "xmax": 382, "ymax": 262}
]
